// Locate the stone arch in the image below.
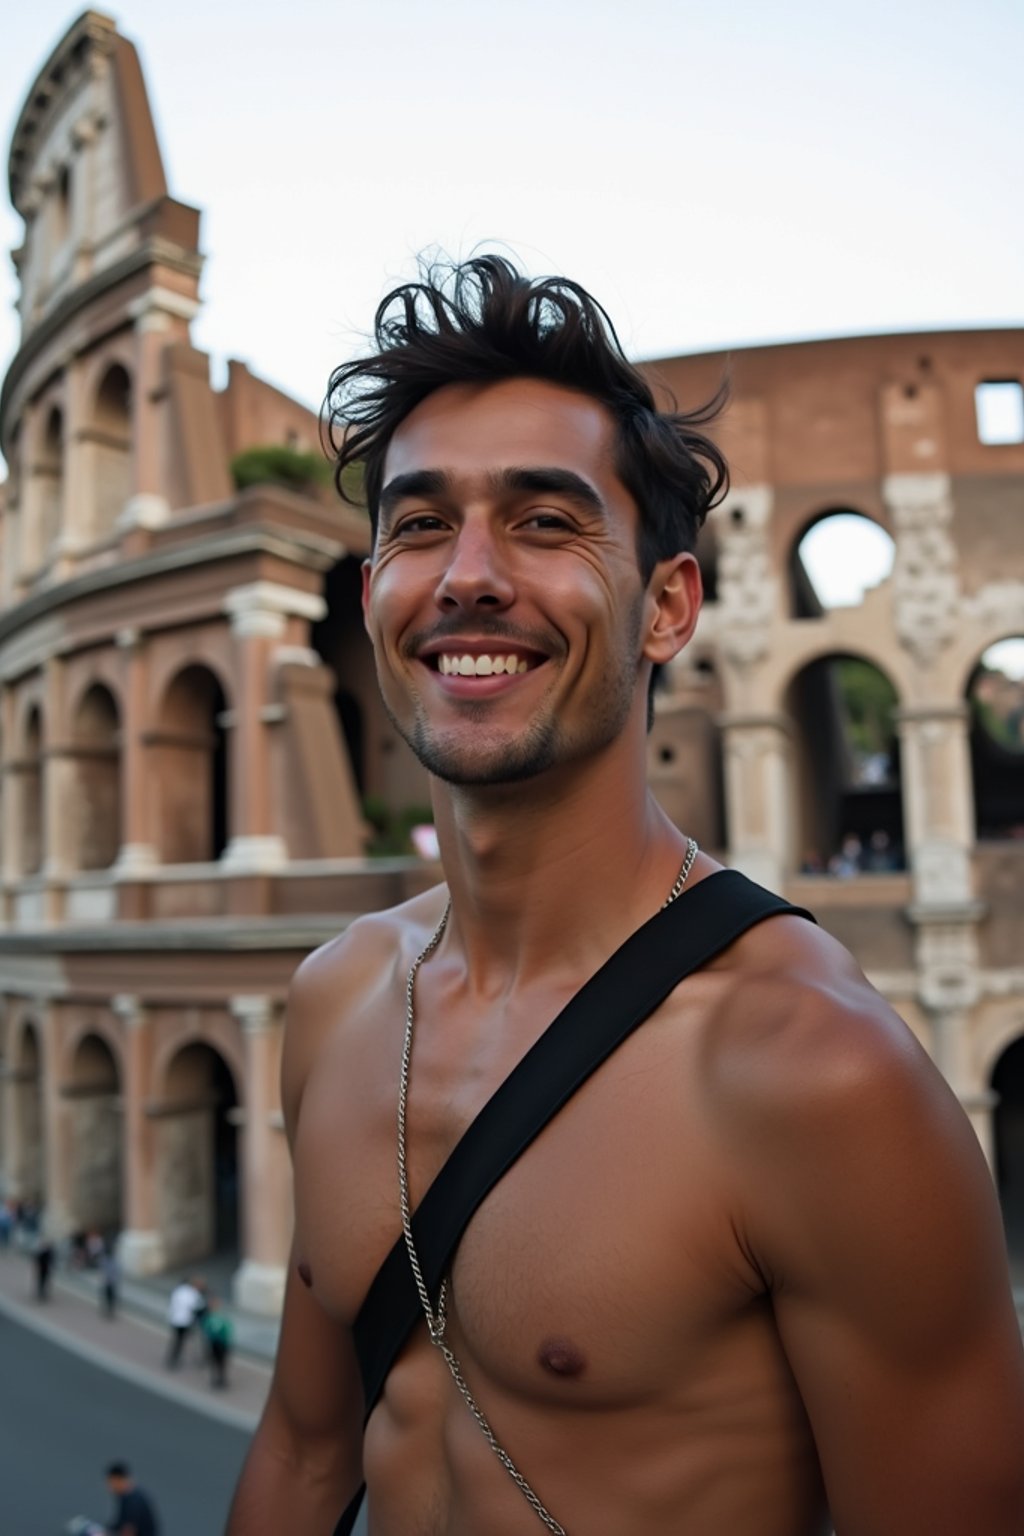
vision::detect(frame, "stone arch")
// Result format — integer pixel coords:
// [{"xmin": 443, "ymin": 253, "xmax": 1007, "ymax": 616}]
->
[
  {"xmin": 157, "ymin": 1041, "xmax": 240, "ymax": 1267},
  {"xmin": 70, "ymin": 682, "xmax": 122, "ymax": 870},
  {"xmin": 11, "ymin": 1020, "xmax": 45, "ymax": 1206},
  {"xmin": 65, "ymin": 1031, "xmax": 122, "ymax": 1237},
  {"xmin": 90, "ymin": 363, "xmax": 133, "ymax": 539},
  {"xmin": 783, "ymin": 651, "xmax": 905, "ymax": 875},
  {"xmin": 18, "ymin": 705, "xmax": 44, "ymax": 876},
  {"xmin": 964, "ymin": 636, "xmax": 1024, "ymax": 840},
  {"xmin": 152, "ymin": 665, "xmax": 230, "ymax": 863},
  {"xmin": 789, "ymin": 508, "xmax": 895, "ymax": 618}
]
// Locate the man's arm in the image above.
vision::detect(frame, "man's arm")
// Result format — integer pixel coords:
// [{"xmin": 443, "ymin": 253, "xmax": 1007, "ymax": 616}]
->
[
  {"xmin": 226, "ymin": 939, "xmax": 367, "ymax": 1535},
  {"xmin": 722, "ymin": 937, "xmax": 1024, "ymax": 1535},
  {"xmin": 225, "ymin": 1257, "xmax": 363, "ymax": 1534}
]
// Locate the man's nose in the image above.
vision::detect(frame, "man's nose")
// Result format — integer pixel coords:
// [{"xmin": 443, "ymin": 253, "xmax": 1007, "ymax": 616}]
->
[{"xmin": 434, "ymin": 525, "xmax": 515, "ymax": 612}]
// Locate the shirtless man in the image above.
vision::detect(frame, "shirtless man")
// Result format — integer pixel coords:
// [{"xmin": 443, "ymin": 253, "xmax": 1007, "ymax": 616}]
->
[{"xmin": 226, "ymin": 257, "xmax": 1024, "ymax": 1535}]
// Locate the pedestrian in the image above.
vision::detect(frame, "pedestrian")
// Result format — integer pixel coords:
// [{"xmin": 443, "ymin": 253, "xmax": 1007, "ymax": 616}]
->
[
  {"xmin": 104, "ymin": 1461, "xmax": 160, "ymax": 1536},
  {"xmin": 202, "ymin": 1294, "xmax": 234, "ymax": 1388},
  {"xmin": 226, "ymin": 255, "xmax": 1024, "ymax": 1535},
  {"xmin": 164, "ymin": 1276, "xmax": 201, "ymax": 1368},
  {"xmin": 32, "ymin": 1234, "xmax": 54, "ymax": 1301},
  {"xmin": 99, "ymin": 1244, "xmax": 120, "ymax": 1319}
]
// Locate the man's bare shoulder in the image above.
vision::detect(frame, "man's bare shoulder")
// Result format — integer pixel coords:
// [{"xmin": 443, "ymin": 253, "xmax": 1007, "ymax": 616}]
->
[
  {"xmin": 281, "ymin": 883, "xmax": 449, "ymax": 1137},
  {"xmin": 291, "ymin": 882, "xmax": 449, "ymax": 1002},
  {"xmin": 696, "ymin": 902, "xmax": 924, "ymax": 1113},
  {"xmin": 693, "ymin": 902, "xmax": 995, "ymax": 1283}
]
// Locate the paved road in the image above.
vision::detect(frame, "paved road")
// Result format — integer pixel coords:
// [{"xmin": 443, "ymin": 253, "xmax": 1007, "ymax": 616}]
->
[{"xmin": 0, "ymin": 1309, "xmax": 252, "ymax": 1536}]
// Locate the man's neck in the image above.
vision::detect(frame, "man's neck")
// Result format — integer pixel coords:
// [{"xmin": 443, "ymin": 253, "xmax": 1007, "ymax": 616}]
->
[{"xmin": 431, "ymin": 747, "xmax": 693, "ymax": 993}]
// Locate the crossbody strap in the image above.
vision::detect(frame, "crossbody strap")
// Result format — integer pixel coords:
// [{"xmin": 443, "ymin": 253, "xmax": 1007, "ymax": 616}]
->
[{"xmin": 334, "ymin": 871, "xmax": 813, "ymax": 1535}]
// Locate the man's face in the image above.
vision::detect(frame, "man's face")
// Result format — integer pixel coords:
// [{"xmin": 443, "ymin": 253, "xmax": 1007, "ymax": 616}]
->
[{"xmin": 362, "ymin": 378, "xmax": 665, "ymax": 788}]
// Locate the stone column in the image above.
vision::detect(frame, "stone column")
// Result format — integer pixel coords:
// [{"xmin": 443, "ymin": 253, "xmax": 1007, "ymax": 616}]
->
[
  {"xmin": 39, "ymin": 659, "xmax": 73, "ymax": 924},
  {"xmin": 113, "ymin": 628, "xmax": 158, "ymax": 875},
  {"xmin": 221, "ymin": 582, "xmax": 326, "ymax": 873},
  {"xmin": 39, "ymin": 1005, "xmax": 73, "ymax": 1239},
  {"xmin": 0, "ymin": 1056, "xmax": 22, "ymax": 1200},
  {"xmin": 114, "ymin": 995, "xmax": 165, "ymax": 1276},
  {"xmin": 120, "ymin": 288, "xmax": 200, "ymax": 535},
  {"xmin": 902, "ymin": 707, "xmax": 988, "ymax": 1156},
  {"xmin": 56, "ymin": 353, "xmax": 90, "ymax": 571},
  {"xmin": 230, "ymin": 994, "xmax": 289, "ymax": 1314},
  {"xmin": 719, "ymin": 712, "xmax": 793, "ymax": 892},
  {"xmin": 896, "ymin": 704, "xmax": 975, "ymax": 908}
]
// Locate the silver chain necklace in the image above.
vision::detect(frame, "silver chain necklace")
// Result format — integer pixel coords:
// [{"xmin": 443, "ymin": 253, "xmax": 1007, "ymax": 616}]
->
[{"xmin": 397, "ymin": 837, "xmax": 700, "ymax": 1535}]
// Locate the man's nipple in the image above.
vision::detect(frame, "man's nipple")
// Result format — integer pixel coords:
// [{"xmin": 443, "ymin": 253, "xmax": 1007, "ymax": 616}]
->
[
  {"xmin": 297, "ymin": 1260, "xmax": 313, "ymax": 1289},
  {"xmin": 537, "ymin": 1336, "xmax": 586, "ymax": 1378}
]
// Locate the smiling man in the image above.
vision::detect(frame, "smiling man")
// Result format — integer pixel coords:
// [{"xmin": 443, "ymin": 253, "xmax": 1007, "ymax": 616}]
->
[{"xmin": 226, "ymin": 257, "xmax": 1024, "ymax": 1536}]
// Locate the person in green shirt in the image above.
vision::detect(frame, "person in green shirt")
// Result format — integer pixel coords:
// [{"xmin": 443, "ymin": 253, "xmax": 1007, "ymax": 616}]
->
[{"xmin": 201, "ymin": 1294, "xmax": 233, "ymax": 1389}]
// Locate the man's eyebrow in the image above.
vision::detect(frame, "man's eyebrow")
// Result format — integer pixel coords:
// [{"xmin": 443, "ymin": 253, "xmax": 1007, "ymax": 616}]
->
[
  {"xmin": 491, "ymin": 467, "xmax": 607, "ymax": 516},
  {"xmin": 378, "ymin": 469, "xmax": 451, "ymax": 522}
]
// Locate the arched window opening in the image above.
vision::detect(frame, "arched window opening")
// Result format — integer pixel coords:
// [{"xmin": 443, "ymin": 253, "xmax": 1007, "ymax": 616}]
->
[
  {"xmin": 54, "ymin": 165, "xmax": 72, "ymax": 248},
  {"xmin": 66, "ymin": 1033, "xmax": 122, "ymax": 1239},
  {"xmin": 92, "ymin": 365, "xmax": 133, "ymax": 539},
  {"xmin": 37, "ymin": 407, "xmax": 64, "ymax": 561},
  {"xmin": 159, "ymin": 1043, "xmax": 239, "ymax": 1266},
  {"xmin": 968, "ymin": 638, "xmax": 1024, "ymax": 840},
  {"xmin": 791, "ymin": 512, "xmax": 895, "ymax": 619},
  {"xmin": 13, "ymin": 1023, "xmax": 44, "ymax": 1207},
  {"xmin": 786, "ymin": 655, "xmax": 904, "ymax": 876},
  {"xmin": 20, "ymin": 708, "xmax": 44, "ymax": 877},
  {"xmin": 155, "ymin": 667, "xmax": 229, "ymax": 863},
  {"xmin": 72, "ymin": 685, "xmax": 121, "ymax": 870},
  {"xmin": 993, "ymin": 1038, "xmax": 1024, "ymax": 1281}
]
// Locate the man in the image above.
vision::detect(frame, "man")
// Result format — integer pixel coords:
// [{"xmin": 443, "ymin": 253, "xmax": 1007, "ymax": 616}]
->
[
  {"xmin": 164, "ymin": 1276, "xmax": 202, "ymax": 1368},
  {"xmin": 104, "ymin": 1462, "xmax": 159, "ymax": 1536},
  {"xmin": 227, "ymin": 257, "xmax": 1024, "ymax": 1534}
]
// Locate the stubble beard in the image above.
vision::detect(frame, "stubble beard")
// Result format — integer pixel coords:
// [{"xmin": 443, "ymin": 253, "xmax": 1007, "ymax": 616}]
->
[{"xmin": 381, "ymin": 597, "xmax": 646, "ymax": 788}]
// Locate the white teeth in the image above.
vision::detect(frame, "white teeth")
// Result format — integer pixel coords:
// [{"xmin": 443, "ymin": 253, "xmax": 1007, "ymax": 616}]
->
[{"xmin": 435, "ymin": 653, "xmax": 531, "ymax": 676}]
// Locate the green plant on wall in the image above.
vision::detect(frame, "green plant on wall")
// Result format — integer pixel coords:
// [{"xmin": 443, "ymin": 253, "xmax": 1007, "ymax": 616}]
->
[
  {"xmin": 230, "ymin": 444, "xmax": 332, "ymax": 493},
  {"xmin": 362, "ymin": 797, "xmax": 435, "ymax": 856}
]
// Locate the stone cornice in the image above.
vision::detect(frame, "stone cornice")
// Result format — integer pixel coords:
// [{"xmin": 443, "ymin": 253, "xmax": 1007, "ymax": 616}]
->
[
  {"xmin": 0, "ymin": 918, "xmax": 350, "ymax": 954},
  {"xmin": 0, "ymin": 525, "xmax": 343, "ymax": 660}
]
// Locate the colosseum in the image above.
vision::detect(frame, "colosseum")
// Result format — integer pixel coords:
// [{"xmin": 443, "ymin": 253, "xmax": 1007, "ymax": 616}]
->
[{"xmin": 1, "ymin": 11, "xmax": 1022, "ymax": 1313}]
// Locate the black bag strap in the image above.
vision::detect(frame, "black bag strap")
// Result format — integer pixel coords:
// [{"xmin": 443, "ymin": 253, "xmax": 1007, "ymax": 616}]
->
[{"xmin": 334, "ymin": 870, "xmax": 813, "ymax": 1536}]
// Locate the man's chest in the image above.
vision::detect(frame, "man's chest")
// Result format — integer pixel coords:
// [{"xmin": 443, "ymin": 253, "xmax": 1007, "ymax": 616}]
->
[{"xmin": 293, "ymin": 1006, "xmax": 761, "ymax": 1407}]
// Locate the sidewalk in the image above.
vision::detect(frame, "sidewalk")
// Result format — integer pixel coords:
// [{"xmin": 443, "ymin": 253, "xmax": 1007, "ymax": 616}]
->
[{"xmin": 0, "ymin": 1246, "xmax": 273, "ymax": 1432}]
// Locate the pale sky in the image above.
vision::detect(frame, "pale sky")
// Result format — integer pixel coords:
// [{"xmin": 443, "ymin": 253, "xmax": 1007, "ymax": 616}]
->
[{"xmin": 1, "ymin": 0, "xmax": 1022, "ymax": 429}]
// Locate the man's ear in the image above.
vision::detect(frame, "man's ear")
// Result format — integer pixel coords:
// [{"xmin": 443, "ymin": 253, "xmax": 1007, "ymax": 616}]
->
[{"xmin": 643, "ymin": 553, "xmax": 702, "ymax": 665}]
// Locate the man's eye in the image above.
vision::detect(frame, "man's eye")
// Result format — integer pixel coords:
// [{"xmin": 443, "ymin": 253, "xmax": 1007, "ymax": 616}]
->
[
  {"xmin": 524, "ymin": 512, "xmax": 573, "ymax": 531},
  {"xmin": 396, "ymin": 515, "xmax": 447, "ymax": 534}
]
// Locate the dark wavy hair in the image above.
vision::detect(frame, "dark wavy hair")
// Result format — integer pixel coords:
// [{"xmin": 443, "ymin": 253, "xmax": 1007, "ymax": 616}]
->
[{"xmin": 323, "ymin": 255, "xmax": 728, "ymax": 578}]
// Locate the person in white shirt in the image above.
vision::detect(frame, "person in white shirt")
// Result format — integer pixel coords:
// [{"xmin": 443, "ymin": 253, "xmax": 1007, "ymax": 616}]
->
[{"xmin": 164, "ymin": 1278, "xmax": 202, "ymax": 1368}]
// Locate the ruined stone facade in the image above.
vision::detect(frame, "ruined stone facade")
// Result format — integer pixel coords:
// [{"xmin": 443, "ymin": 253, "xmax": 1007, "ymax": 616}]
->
[
  {"xmin": 643, "ymin": 335, "xmax": 1024, "ymax": 1262},
  {"xmin": 0, "ymin": 12, "xmax": 431, "ymax": 1313},
  {"xmin": 1, "ymin": 13, "xmax": 1022, "ymax": 1313}
]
